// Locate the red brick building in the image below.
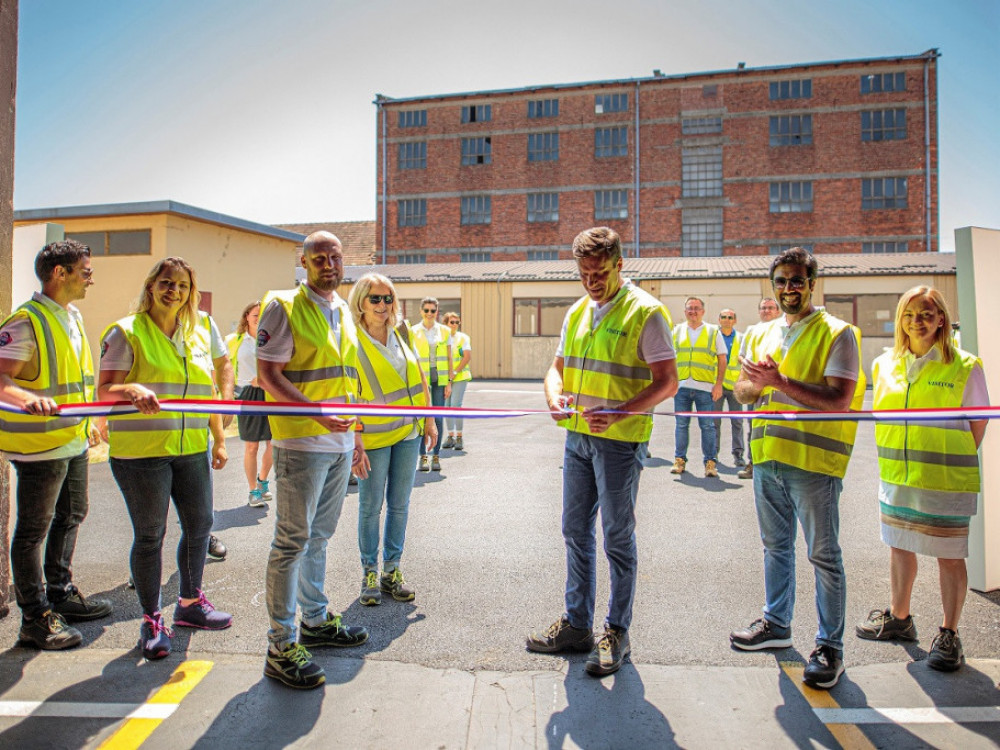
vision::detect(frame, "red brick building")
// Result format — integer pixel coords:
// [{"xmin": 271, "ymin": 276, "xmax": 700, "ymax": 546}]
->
[{"xmin": 374, "ymin": 50, "xmax": 938, "ymax": 263}]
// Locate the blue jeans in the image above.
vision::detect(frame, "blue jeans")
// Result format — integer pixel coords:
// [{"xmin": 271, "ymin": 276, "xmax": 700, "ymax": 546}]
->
[
  {"xmin": 754, "ymin": 461, "xmax": 846, "ymax": 652},
  {"xmin": 674, "ymin": 387, "xmax": 717, "ymax": 463},
  {"xmin": 445, "ymin": 380, "xmax": 468, "ymax": 433},
  {"xmin": 266, "ymin": 447, "xmax": 351, "ymax": 649},
  {"xmin": 10, "ymin": 451, "xmax": 90, "ymax": 620},
  {"xmin": 561, "ymin": 431, "xmax": 646, "ymax": 631},
  {"xmin": 713, "ymin": 389, "xmax": 746, "ymax": 460},
  {"xmin": 358, "ymin": 435, "xmax": 422, "ymax": 569},
  {"xmin": 110, "ymin": 452, "xmax": 214, "ymax": 617},
  {"xmin": 421, "ymin": 383, "xmax": 446, "ymax": 456}
]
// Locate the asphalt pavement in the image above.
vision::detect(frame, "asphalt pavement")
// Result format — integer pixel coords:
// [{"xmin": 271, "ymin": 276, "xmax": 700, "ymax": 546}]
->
[{"xmin": 0, "ymin": 380, "xmax": 998, "ymax": 748}]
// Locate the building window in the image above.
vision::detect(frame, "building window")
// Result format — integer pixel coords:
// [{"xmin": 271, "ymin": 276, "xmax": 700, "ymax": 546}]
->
[
  {"xmin": 528, "ymin": 99, "xmax": 558, "ymax": 118},
  {"xmin": 397, "ymin": 141, "xmax": 426, "ymax": 170},
  {"xmin": 460, "ymin": 251, "xmax": 492, "ymax": 262},
  {"xmin": 825, "ymin": 294, "xmax": 900, "ymax": 337},
  {"xmin": 769, "ymin": 79, "xmax": 812, "ymax": 100},
  {"xmin": 514, "ymin": 298, "xmax": 577, "ymax": 336},
  {"xmin": 769, "ymin": 181, "xmax": 813, "ymax": 213},
  {"xmin": 863, "ymin": 241, "xmax": 908, "ymax": 253},
  {"xmin": 397, "ymin": 199, "xmax": 427, "ymax": 227},
  {"xmin": 681, "ymin": 116, "xmax": 723, "ymax": 135},
  {"xmin": 862, "ymin": 178, "xmax": 908, "ymax": 209},
  {"xmin": 66, "ymin": 229, "xmax": 152, "ymax": 256},
  {"xmin": 681, "ymin": 208, "xmax": 723, "ymax": 257},
  {"xmin": 460, "ymin": 195, "xmax": 491, "ymax": 225},
  {"xmin": 594, "ymin": 190, "xmax": 628, "ymax": 220},
  {"xmin": 461, "ymin": 137, "xmax": 492, "ymax": 165},
  {"xmin": 527, "ymin": 192, "xmax": 559, "ymax": 223},
  {"xmin": 861, "ymin": 72, "xmax": 906, "ymax": 94},
  {"xmin": 769, "ymin": 115, "xmax": 813, "ymax": 146},
  {"xmin": 397, "ymin": 252, "xmax": 426, "ymax": 264},
  {"xmin": 861, "ymin": 109, "xmax": 907, "ymax": 141},
  {"xmin": 595, "ymin": 126, "xmax": 628, "ymax": 157},
  {"xmin": 595, "ymin": 93, "xmax": 628, "ymax": 114},
  {"xmin": 702, "ymin": 84, "xmax": 718, "ymax": 98},
  {"xmin": 398, "ymin": 110, "xmax": 427, "ymax": 128},
  {"xmin": 461, "ymin": 104, "xmax": 492, "ymax": 123},
  {"xmin": 682, "ymin": 146, "xmax": 723, "ymax": 198},
  {"xmin": 527, "ymin": 250, "xmax": 559, "ymax": 261},
  {"xmin": 527, "ymin": 132, "xmax": 559, "ymax": 162},
  {"xmin": 769, "ymin": 243, "xmax": 814, "ymax": 255}
]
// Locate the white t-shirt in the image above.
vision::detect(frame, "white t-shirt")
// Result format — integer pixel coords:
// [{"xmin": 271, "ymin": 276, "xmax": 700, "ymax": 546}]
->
[
  {"xmin": 236, "ymin": 335, "xmax": 258, "ymax": 387},
  {"xmin": 675, "ymin": 322, "xmax": 727, "ymax": 393}
]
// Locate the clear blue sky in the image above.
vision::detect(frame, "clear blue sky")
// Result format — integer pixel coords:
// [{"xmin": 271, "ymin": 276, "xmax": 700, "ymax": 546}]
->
[{"xmin": 13, "ymin": 0, "xmax": 999, "ymax": 251}]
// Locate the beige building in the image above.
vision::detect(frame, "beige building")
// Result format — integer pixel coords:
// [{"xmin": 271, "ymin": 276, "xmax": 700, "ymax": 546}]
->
[{"xmin": 13, "ymin": 201, "xmax": 304, "ymax": 356}]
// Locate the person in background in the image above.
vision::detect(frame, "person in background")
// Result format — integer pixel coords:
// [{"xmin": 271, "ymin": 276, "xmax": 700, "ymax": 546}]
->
[
  {"xmin": 0, "ymin": 239, "xmax": 112, "ymax": 650},
  {"xmin": 442, "ymin": 312, "xmax": 472, "ymax": 451},
  {"xmin": 736, "ymin": 298, "xmax": 781, "ymax": 480},
  {"xmin": 856, "ymin": 286, "xmax": 988, "ymax": 672},
  {"xmin": 411, "ymin": 297, "xmax": 452, "ymax": 472},
  {"xmin": 348, "ymin": 273, "xmax": 434, "ymax": 606},
  {"xmin": 713, "ymin": 308, "xmax": 745, "ymax": 467},
  {"xmin": 227, "ymin": 301, "xmax": 273, "ymax": 508},
  {"xmin": 98, "ymin": 257, "xmax": 233, "ymax": 661}
]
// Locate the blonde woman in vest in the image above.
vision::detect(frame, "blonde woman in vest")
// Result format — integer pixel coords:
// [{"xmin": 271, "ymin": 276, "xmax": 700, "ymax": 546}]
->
[
  {"xmin": 349, "ymin": 273, "xmax": 434, "ymax": 606},
  {"xmin": 442, "ymin": 312, "xmax": 472, "ymax": 451},
  {"xmin": 227, "ymin": 301, "xmax": 273, "ymax": 508},
  {"xmin": 856, "ymin": 287, "xmax": 988, "ymax": 672},
  {"xmin": 98, "ymin": 257, "xmax": 233, "ymax": 660}
]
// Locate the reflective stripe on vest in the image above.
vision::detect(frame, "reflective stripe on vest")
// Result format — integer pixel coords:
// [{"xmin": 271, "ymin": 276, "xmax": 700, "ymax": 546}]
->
[
  {"xmin": 0, "ymin": 300, "xmax": 93, "ymax": 454},
  {"xmin": 453, "ymin": 331, "xmax": 472, "ymax": 382},
  {"xmin": 873, "ymin": 348, "xmax": 981, "ymax": 493},
  {"xmin": 411, "ymin": 323, "xmax": 451, "ymax": 382},
  {"xmin": 673, "ymin": 324, "xmax": 719, "ymax": 383},
  {"xmin": 105, "ymin": 312, "xmax": 215, "ymax": 457},
  {"xmin": 357, "ymin": 330, "xmax": 426, "ymax": 450},
  {"xmin": 261, "ymin": 286, "xmax": 359, "ymax": 441},
  {"xmin": 750, "ymin": 312, "xmax": 865, "ymax": 479},
  {"xmin": 723, "ymin": 332, "xmax": 742, "ymax": 390},
  {"xmin": 560, "ymin": 285, "xmax": 672, "ymax": 443}
]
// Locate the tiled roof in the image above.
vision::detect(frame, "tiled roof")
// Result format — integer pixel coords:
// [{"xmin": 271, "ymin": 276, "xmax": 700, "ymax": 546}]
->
[
  {"xmin": 274, "ymin": 220, "xmax": 376, "ymax": 266},
  {"xmin": 342, "ymin": 252, "xmax": 955, "ymax": 283}
]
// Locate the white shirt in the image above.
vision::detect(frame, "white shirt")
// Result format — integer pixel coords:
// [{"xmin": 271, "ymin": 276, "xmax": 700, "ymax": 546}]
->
[{"xmin": 236, "ymin": 334, "xmax": 258, "ymax": 387}]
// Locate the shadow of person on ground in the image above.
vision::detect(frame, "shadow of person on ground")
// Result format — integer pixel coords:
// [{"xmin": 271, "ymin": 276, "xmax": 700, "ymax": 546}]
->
[{"xmin": 907, "ymin": 658, "xmax": 1000, "ymax": 746}]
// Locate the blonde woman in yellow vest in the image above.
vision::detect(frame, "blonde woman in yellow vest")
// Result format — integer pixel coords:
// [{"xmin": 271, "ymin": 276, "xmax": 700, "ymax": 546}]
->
[
  {"xmin": 98, "ymin": 257, "xmax": 233, "ymax": 661},
  {"xmin": 443, "ymin": 312, "xmax": 472, "ymax": 451},
  {"xmin": 410, "ymin": 297, "xmax": 453, "ymax": 472},
  {"xmin": 347, "ymin": 273, "xmax": 434, "ymax": 607},
  {"xmin": 856, "ymin": 287, "xmax": 988, "ymax": 672},
  {"xmin": 0, "ymin": 239, "xmax": 113, "ymax": 650}
]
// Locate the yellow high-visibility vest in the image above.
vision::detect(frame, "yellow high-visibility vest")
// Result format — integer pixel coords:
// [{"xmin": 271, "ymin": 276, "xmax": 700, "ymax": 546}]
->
[
  {"xmin": 722, "ymin": 331, "xmax": 743, "ymax": 390},
  {"xmin": 225, "ymin": 332, "xmax": 245, "ymax": 381},
  {"xmin": 673, "ymin": 324, "xmax": 720, "ymax": 384},
  {"xmin": 356, "ymin": 329, "xmax": 426, "ymax": 450},
  {"xmin": 410, "ymin": 322, "xmax": 451, "ymax": 383},
  {"xmin": 452, "ymin": 331, "xmax": 472, "ymax": 383}
]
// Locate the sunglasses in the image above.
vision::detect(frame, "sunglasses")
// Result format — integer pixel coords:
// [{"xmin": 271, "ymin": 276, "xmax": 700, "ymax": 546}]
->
[
  {"xmin": 423, "ymin": 307, "xmax": 437, "ymax": 313},
  {"xmin": 772, "ymin": 276, "xmax": 809, "ymax": 290},
  {"xmin": 720, "ymin": 315, "xmax": 735, "ymax": 319},
  {"xmin": 367, "ymin": 294, "xmax": 394, "ymax": 305}
]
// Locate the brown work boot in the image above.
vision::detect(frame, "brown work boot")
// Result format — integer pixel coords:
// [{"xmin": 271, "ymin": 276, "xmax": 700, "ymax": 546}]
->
[
  {"xmin": 738, "ymin": 463, "xmax": 754, "ymax": 479},
  {"xmin": 670, "ymin": 457, "xmax": 686, "ymax": 475},
  {"xmin": 704, "ymin": 460, "xmax": 719, "ymax": 478}
]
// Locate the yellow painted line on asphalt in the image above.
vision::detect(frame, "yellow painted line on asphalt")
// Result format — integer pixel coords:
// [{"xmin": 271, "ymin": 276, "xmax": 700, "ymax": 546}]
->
[
  {"xmin": 780, "ymin": 662, "xmax": 876, "ymax": 750},
  {"xmin": 97, "ymin": 660, "xmax": 213, "ymax": 750}
]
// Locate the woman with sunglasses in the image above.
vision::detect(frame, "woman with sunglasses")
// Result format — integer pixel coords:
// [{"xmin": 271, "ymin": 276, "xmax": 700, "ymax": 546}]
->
[
  {"xmin": 442, "ymin": 312, "xmax": 472, "ymax": 451},
  {"xmin": 347, "ymin": 274, "xmax": 435, "ymax": 606},
  {"xmin": 411, "ymin": 297, "xmax": 452, "ymax": 472},
  {"xmin": 856, "ymin": 286, "xmax": 989, "ymax": 672}
]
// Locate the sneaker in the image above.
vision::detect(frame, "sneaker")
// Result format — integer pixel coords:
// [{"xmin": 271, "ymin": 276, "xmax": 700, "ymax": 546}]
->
[
  {"xmin": 454, "ymin": 436, "xmax": 464, "ymax": 451},
  {"xmin": 431, "ymin": 455, "xmax": 441, "ymax": 471},
  {"xmin": 360, "ymin": 570, "xmax": 382, "ymax": 606},
  {"xmin": 803, "ymin": 645, "xmax": 845, "ymax": 689},
  {"xmin": 734, "ymin": 455, "xmax": 745, "ymax": 468},
  {"xmin": 139, "ymin": 612, "xmax": 173, "ymax": 660},
  {"xmin": 419, "ymin": 455, "xmax": 430, "ymax": 472},
  {"xmin": 51, "ymin": 585, "xmax": 113, "ymax": 622},
  {"xmin": 704, "ymin": 459, "xmax": 719, "ymax": 478},
  {"xmin": 442, "ymin": 435, "xmax": 455, "ymax": 449},
  {"xmin": 256, "ymin": 477, "xmax": 273, "ymax": 500},
  {"xmin": 264, "ymin": 643, "xmax": 325, "ymax": 689},
  {"xmin": 299, "ymin": 611, "xmax": 369, "ymax": 648},
  {"xmin": 738, "ymin": 464, "xmax": 754, "ymax": 480},
  {"xmin": 348, "ymin": 474, "xmax": 359, "ymax": 486},
  {"xmin": 526, "ymin": 616, "xmax": 594, "ymax": 653},
  {"xmin": 730, "ymin": 618, "xmax": 793, "ymax": 651},
  {"xmin": 927, "ymin": 628, "xmax": 964, "ymax": 672},
  {"xmin": 856, "ymin": 608, "xmax": 917, "ymax": 642},
  {"xmin": 670, "ymin": 457, "xmax": 686, "ymax": 475},
  {"xmin": 380, "ymin": 568, "xmax": 415, "ymax": 602},
  {"xmin": 207, "ymin": 534, "xmax": 227, "ymax": 561},
  {"xmin": 248, "ymin": 488, "xmax": 266, "ymax": 508},
  {"xmin": 18, "ymin": 610, "xmax": 82, "ymax": 650},
  {"xmin": 173, "ymin": 591, "xmax": 233, "ymax": 630},
  {"xmin": 585, "ymin": 625, "xmax": 631, "ymax": 677}
]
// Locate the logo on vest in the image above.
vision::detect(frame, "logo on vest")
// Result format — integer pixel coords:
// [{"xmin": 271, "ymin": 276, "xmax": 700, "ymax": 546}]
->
[
  {"xmin": 926, "ymin": 380, "xmax": 954, "ymax": 389},
  {"xmin": 0, "ymin": 331, "xmax": 11, "ymax": 347},
  {"xmin": 605, "ymin": 327, "xmax": 627, "ymax": 337}
]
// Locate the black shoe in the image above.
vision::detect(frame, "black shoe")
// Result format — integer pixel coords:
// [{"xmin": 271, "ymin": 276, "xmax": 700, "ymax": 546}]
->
[
  {"xmin": 51, "ymin": 586, "xmax": 113, "ymax": 622},
  {"xmin": 19, "ymin": 610, "xmax": 82, "ymax": 651},
  {"xmin": 526, "ymin": 616, "xmax": 594, "ymax": 653},
  {"xmin": 730, "ymin": 617, "xmax": 793, "ymax": 651},
  {"xmin": 299, "ymin": 612, "xmax": 368, "ymax": 648},
  {"xmin": 207, "ymin": 535, "xmax": 227, "ymax": 561},
  {"xmin": 927, "ymin": 628, "xmax": 964, "ymax": 672},
  {"xmin": 264, "ymin": 643, "xmax": 325, "ymax": 689},
  {"xmin": 856, "ymin": 608, "xmax": 917, "ymax": 642},
  {"xmin": 585, "ymin": 625, "xmax": 631, "ymax": 677},
  {"xmin": 348, "ymin": 474, "xmax": 359, "ymax": 486},
  {"xmin": 803, "ymin": 645, "xmax": 844, "ymax": 689}
]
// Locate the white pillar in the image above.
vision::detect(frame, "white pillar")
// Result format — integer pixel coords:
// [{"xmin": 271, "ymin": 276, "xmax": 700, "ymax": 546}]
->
[
  {"xmin": 956, "ymin": 226, "xmax": 1000, "ymax": 592},
  {"xmin": 12, "ymin": 223, "xmax": 64, "ymax": 303}
]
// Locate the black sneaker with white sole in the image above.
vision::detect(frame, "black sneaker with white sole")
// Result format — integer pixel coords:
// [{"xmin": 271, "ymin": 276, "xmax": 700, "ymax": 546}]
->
[
  {"xmin": 803, "ymin": 645, "xmax": 844, "ymax": 689},
  {"xmin": 927, "ymin": 628, "xmax": 964, "ymax": 672},
  {"xmin": 855, "ymin": 607, "xmax": 917, "ymax": 641},
  {"xmin": 730, "ymin": 617, "xmax": 792, "ymax": 651}
]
